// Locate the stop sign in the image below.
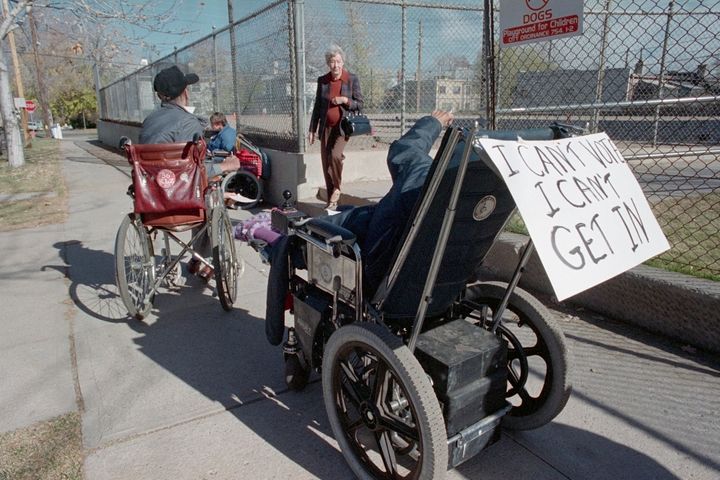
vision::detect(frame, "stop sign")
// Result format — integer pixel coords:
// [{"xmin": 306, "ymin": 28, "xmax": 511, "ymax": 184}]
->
[{"xmin": 25, "ymin": 100, "xmax": 36, "ymax": 112}]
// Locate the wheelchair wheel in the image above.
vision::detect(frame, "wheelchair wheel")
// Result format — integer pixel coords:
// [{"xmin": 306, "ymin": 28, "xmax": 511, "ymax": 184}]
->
[
  {"xmin": 211, "ymin": 206, "xmax": 238, "ymax": 311},
  {"xmin": 462, "ymin": 281, "xmax": 572, "ymax": 431},
  {"xmin": 322, "ymin": 323, "xmax": 447, "ymax": 480},
  {"xmin": 114, "ymin": 214, "xmax": 154, "ymax": 320},
  {"xmin": 222, "ymin": 170, "xmax": 262, "ymax": 210}
]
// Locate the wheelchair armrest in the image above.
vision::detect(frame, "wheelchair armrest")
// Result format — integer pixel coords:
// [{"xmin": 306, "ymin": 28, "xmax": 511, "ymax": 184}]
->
[{"xmin": 306, "ymin": 218, "xmax": 356, "ymax": 246}]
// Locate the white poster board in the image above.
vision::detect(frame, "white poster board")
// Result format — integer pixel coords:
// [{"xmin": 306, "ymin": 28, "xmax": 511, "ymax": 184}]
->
[
  {"xmin": 500, "ymin": 0, "xmax": 584, "ymax": 47},
  {"xmin": 477, "ymin": 133, "xmax": 670, "ymax": 301}
]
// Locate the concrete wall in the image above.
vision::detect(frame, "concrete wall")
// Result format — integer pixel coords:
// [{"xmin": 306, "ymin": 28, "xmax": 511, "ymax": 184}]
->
[
  {"xmin": 97, "ymin": 120, "xmax": 142, "ymax": 148},
  {"xmin": 97, "ymin": 120, "xmax": 392, "ymax": 206},
  {"xmin": 482, "ymin": 232, "xmax": 720, "ymax": 355}
]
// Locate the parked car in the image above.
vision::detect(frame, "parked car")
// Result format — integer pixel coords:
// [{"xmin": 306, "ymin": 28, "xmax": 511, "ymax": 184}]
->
[{"xmin": 27, "ymin": 121, "xmax": 42, "ymax": 131}]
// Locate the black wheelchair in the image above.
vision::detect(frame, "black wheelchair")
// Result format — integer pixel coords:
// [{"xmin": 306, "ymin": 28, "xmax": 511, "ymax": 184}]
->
[
  {"xmin": 114, "ymin": 137, "xmax": 240, "ymax": 320},
  {"xmin": 263, "ymin": 124, "xmax": 578, "ymax": 478}
]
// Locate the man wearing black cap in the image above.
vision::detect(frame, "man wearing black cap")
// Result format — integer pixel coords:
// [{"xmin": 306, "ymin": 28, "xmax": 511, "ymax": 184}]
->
[
  {"xmin": 140, "ymin": 65, "xmax": 240, "ymax": 280},
  {"xmin": 140, "ymin": 64, "xmax": 239, "ymax": 178}
]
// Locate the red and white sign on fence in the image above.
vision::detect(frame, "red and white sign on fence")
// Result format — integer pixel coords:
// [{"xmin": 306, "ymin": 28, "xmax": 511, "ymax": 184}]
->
[{"xmin": 500, "ymin": 0, "xmax": 584, "ymax": 48}]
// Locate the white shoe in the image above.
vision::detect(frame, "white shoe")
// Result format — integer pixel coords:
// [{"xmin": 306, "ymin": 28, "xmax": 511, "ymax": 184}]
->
[{"xmin": 225, "ymin": 192, "xmax": 256, "ymax": 204}]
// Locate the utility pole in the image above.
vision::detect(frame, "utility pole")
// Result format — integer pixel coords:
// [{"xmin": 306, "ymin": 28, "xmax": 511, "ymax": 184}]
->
[
  {"xmin": 2, "ymin": 0, "xmax": 29, "ymax": 146},
  {"xmin": 29, "ymin": 9, "xmax": 53, "ymax": 137}
]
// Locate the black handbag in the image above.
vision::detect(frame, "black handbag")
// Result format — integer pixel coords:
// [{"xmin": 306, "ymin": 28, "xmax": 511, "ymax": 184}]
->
[{"xmin": 340, "ymin": 112, "xmax": 372, "ymax": 137}]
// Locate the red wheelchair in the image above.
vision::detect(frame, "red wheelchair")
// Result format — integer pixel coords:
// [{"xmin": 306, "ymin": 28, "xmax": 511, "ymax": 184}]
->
[{"xmin": 114, "ymin": 136, "xmax": 240, "ymax": 320}]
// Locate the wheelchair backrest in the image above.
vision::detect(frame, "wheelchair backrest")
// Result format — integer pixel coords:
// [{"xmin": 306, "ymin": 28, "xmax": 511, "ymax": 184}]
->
[
  {"xmin": 375, "ymin": 124, "xmax": 573, "ymax": 322},
  {"xmin": 125, "ymin": 139, "xmax": 208, "ymax": 229}
]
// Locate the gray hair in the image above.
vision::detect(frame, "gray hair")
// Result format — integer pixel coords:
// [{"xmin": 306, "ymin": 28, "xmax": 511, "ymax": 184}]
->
[{"xmin": 325, "ymin": 45, "xmax": 345, "ymax": 65}]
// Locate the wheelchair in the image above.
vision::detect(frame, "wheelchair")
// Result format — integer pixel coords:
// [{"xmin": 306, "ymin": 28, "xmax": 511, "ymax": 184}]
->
[
  {"xmin": 114, "ymin": 137, "xmax": 240, "ymax": 320},
  {"xmin": 219, "ymin": 133, "xmax": 268, "ymax": 210},
  {"xmin": 263, "ymin": 124, "xmax": 580, "ymax": 478}
]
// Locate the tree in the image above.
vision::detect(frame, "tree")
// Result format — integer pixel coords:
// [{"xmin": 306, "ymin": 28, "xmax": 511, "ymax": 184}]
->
[
  {"xmin": 474, "ymin": 44, "xmax": 557, "ymax": 111},
  {"xmin": 0, "ymin": 0, "xmax": 31, "ymax": 167},
  {"xmin": 1, "ymin": 0, "xmax": 194, "ymax": 167}
]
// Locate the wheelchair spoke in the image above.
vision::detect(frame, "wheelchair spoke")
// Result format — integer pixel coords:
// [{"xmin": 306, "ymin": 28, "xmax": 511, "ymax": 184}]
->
[
  {"xmin": 376, "ymin": 430, "xmax": 399, "ymax": 478},
  {"xmin": 370, "ymin": 361, "xmax": 389, "ymax": 406},
  {"xmin": 340, "ymin": 376, "xmax": 364, "ymax": 410},
  {"xmin": 523, "ymin": 344, "xmax": 545, "ymax": 358},
  {"xmin": 378, "ymin": 415, "xmax": 419, "ymax": 443}
]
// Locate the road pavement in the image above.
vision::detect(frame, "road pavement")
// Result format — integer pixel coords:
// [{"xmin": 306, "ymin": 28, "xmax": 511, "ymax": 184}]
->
[{"xmin": 0, "ymin": 132, "xmax": 718, "ymax": 479}]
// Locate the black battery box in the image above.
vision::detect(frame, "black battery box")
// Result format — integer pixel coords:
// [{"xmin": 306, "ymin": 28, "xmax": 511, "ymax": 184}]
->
[{"xmin": 415, "ymin": 319, "xmax": 507, "ymax": 436}]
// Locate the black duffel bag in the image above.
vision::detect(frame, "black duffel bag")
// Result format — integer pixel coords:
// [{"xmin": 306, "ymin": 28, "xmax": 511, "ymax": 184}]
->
[{"xmin": 340, "ymin": 112, "xmax": 372, "ymax": 137}]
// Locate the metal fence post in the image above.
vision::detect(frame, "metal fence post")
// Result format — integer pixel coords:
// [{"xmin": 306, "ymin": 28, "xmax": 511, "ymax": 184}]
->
[
  {"xmin": 212, "ymin": 27, "xmax": 218, "ymax": 112},
  {"xmin": 593, "ymin": 0, "xmax": 612, "ymax": 133},
  {"xmin": 400, "ymin": 0, "xmax": 407, "ymax": 134},
  {"xmin": 228, "ymin": 1, "xmax": 241, "ymax": 129},
  {"xmin": 653, "ymin": 0, "xmax": 674, "ymax": 147},
  {"xmin": 483, "ymin": 0, "xmax": 496, "ymax": 129},
  {"xmin": 291, "ymin": 0, "xmax": 307, "ymax": 153}
]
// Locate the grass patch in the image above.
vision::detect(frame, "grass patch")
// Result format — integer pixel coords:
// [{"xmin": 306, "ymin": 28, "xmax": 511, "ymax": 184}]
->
[
  {"xmin": 505, "ymin": 195, "xmax": 720, "ymax": 281},
  {"xmin": 0, "ymin": 138, "xmax": 67, "ymax": 231},
  {"xmin": 651, "ymin": 193, "xmax": 720, "ymax": 281},
  {"xmin": 0, "ymin": 412, "xmax": 82, "ymax": 480}
]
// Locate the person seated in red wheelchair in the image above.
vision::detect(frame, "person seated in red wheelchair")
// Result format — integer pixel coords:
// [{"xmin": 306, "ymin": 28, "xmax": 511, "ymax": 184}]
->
[{"xmin": 139, "ymin": 64, "xmax": 243, "ymax": 279}]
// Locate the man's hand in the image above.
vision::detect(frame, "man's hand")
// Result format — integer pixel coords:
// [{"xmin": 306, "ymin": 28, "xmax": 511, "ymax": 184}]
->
[
  {"xmin": 220, "ymin": 154, "xmax": 240, "ymax": 173},
  {"xmin": 308, "ymin": 131, "xmax": 316, "ymax": 145},
  {"xmin": 431, "ymin": 109, "xmax": 454, "ymax": 128}
]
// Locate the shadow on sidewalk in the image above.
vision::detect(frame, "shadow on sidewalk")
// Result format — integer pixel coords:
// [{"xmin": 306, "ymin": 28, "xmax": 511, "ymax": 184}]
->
[
  {"xmin": 47, "ymin": 238, "xmax": 351, "ymax": 478},
  {"xmin": 459, "ymin": 423, "xmax": 679, "ymax": 479},
  {"xmin": 45, "ymin": 238, "xmax": 716, "ymax": 479}
]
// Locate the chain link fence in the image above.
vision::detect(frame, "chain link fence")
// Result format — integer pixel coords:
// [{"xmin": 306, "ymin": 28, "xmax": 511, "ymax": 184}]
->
[
  {"xmin": 98, "ymin": 0, "xmax": 719, "ymax": 279},
  {"xmin": 491, "ymin": 0, "xmax": 720, "ymax": 280}
]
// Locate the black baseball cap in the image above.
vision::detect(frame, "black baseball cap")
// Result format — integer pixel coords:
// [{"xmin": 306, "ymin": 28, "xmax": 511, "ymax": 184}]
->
[{"xmin": 153, "ymin": 65, "xmax": 199, "ymax": 100}]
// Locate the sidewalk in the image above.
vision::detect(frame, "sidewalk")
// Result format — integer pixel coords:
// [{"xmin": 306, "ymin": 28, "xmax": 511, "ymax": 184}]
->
[{"xmin": 0, "ymin": 136, "xmax": 718, "ymax": 479}]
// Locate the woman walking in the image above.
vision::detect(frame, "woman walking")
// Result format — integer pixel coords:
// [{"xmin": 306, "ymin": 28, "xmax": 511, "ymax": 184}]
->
[{"xmin": 308, "ymin": 45, "xmax": 364, "ymax": 210}]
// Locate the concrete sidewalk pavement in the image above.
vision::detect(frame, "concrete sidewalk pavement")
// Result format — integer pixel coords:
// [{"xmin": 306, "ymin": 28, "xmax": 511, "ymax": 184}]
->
[{"xmin": 0, "ymin": 135, "xmax": 718, "ymax": 479}]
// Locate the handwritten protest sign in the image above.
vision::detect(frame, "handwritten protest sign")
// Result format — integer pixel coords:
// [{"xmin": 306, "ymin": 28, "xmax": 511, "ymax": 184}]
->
[{"xmin": 476, "ymin": 132, "xmax": 670, "ymax": 301}]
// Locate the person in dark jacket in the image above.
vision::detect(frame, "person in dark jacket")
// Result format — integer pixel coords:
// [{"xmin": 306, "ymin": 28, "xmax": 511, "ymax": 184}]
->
[
  {"xmin": 308, "ymin": 45, "xmax": 364, "ymax": 210},
  {"xmin": 139, "ymin": 65, "xmax": 240, "ymax": 279},
  {"xmin": 140, "ymin": 65, "xmax": 240, "ymax": 178},
  {"xmin": 264, "ymin": 110, "xmax": 453, "ymax": 345}
]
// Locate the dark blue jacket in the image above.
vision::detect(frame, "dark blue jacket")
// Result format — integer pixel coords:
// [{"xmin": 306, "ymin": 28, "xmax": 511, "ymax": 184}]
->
[
  {"xmin": 309, "ymin": 69, "xmax": 363, "ymax": 135},
  {"xmin": 208, "ymin": 125, "xmax": 237, "ymax": 152},
  {"xmin": 264, "ymin": 115, "xmax": 442, "ymax": 345},
  {"xmin": 361, "ymin": 115, "xmax": 442, "ymax": 296}
]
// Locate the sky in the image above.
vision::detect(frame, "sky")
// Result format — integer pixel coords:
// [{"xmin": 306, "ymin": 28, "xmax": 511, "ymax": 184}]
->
[
  {"xmin": 136, "ymin": 0, "xmax": 278, "ymax": 61},
  {"xmin": 131, "ymin": 0, "xmax": 719, "ymax": 75}
]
